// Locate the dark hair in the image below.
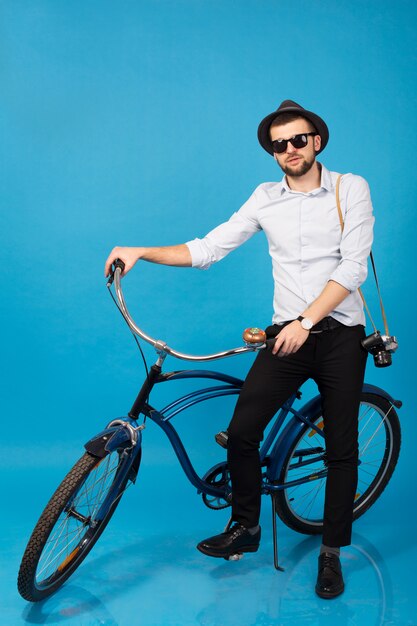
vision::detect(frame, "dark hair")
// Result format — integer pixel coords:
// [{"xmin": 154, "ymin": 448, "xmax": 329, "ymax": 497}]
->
[{"xmin": 269, "ymin": 112, "xmax": 317, "ymax": 133}]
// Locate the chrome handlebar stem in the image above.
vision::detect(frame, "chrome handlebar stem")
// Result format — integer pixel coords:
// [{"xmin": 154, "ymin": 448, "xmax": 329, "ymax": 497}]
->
[{"xmin": 112, "ymin": 267, "xmax": 265, "ymax": 362}]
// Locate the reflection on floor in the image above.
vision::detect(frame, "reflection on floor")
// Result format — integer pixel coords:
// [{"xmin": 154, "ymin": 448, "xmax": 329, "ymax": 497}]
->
[{"xmin": 2, "ymin": 461, "xmax": 415, "ymax": 626}]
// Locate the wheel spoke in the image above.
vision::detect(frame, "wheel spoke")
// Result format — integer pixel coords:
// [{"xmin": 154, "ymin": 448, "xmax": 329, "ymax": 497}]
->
[
  {"xmin": 71, "ymin": 458, "xmax": 119, "ymax": 518},
  {"xmin": 303, "ymin": 480, "xmax": 325, "ymax": 519},
  {"xmin": 359, "ymin": 405, "xmax": 393, "ymax": 456},
  {"xmin": 357, "ymin": 406, "xmax": 375, "ymax": 437},
  {"xmin": 38, "ymin": 523, "xmax": 85, "ymax": 578},
  {"xmin": 45, "ymin": 521, "xmax": 86, "ymax": 546},
  {"xmin": 287, "ymin": 480, "xmax": 323, "ymax": 506},
  {"xmin": 40, "ymin": 516, "xmax": 82, "ymax": 576},
  {"xmin": 358, "ymin": 466, "xmax": 378, "ymax": 479}
]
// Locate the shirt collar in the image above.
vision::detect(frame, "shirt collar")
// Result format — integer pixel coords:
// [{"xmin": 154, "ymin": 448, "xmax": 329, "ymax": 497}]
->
[{"xmin": 279, "ymin": 162, "xmax": 333, "ymax": 195}]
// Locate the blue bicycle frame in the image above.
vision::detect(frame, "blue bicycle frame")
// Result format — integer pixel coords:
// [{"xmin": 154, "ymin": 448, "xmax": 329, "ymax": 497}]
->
[{"xmin": 84, "ymin": 365, "xmax": 399, "ymax": 506}]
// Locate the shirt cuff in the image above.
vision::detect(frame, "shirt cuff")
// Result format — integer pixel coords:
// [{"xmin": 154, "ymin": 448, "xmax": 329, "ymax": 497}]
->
[
  {"xmin": 329, "ymin": 260, "xmax": 367, "ymax": 292},
  {"xmin": 185, "ymin": 239, "xmax": 211, "ymax": 270}
]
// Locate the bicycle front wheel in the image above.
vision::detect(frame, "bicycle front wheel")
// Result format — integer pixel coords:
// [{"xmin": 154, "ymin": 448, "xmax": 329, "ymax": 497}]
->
[
  {"xmin": 274, "ymin": 393, "xmax": 401, "ymax": 535},
  {"xmin": 18, "ymin": 447, "xmax": 139, "ymax": 602}
]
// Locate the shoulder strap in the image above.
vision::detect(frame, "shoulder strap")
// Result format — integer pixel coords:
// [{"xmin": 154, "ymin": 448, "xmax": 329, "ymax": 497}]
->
[{"xmin": 335, "ymin": 175, "xmax": 390, "ymax": 335}]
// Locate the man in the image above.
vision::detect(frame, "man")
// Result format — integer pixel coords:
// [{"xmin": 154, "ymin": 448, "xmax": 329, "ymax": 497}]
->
[{"xmin": 104, "ymin": 100, "xmax": 374, "ymax": 598}]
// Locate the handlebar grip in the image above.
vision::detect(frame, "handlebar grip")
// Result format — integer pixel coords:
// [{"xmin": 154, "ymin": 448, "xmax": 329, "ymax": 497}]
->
[
  {"xmin": 113, "ymin": 258, "xmax": 126, "ymax": 272},
  {"xmin": 106, "ymin": 258, "xmax": 126, "ymax": 287}
]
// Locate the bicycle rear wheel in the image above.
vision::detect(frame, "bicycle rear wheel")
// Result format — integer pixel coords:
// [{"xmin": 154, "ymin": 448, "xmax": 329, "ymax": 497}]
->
[
  {"xmin": 274, "ymin": 393, "xmax": 401, "ymax": 534},
  {"xmin": 18, "ymin": 447, "xmax": 139, "ymax": 602}
]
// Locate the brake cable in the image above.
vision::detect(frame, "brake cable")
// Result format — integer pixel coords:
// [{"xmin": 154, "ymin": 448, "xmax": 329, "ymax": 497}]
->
[{"xmin": 107, "ymin": 267, "xmax": 150, "ymax": 425}]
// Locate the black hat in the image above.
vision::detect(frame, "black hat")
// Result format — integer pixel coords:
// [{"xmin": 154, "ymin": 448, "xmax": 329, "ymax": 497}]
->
[{"xmin": 257, "ymin": 99, "xmax": 329, "ymax": 156}]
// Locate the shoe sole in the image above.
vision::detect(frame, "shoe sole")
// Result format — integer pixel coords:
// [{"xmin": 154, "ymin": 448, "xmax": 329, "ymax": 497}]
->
[
  {"xmin": 315, "ymin": 583, "xmax": 345, "ymax": 599},
  {"xmin": 197, "ymin": 543, "xmax": 260, "ymax": 559}
]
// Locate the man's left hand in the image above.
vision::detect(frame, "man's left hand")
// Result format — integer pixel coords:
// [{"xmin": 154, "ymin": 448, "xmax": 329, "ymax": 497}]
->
[{"xmin": 272, "ymin": 320, "xmax": 310, "ymax": 356}]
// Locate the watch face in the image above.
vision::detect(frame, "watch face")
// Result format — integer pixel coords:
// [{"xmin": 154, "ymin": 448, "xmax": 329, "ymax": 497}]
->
[{"xmin": 301, "ymin": 317, "xmax": 314, "ymax": 330}]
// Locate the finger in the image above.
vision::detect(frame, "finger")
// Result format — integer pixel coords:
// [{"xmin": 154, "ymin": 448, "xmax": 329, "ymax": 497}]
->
[
  {"xmin": 277, "ymin": 338, "xmax": 289, "ymax": 357},
  {"xmin": 104, "ymin": 251, "xmax": 117, "ymax": 277},
  {"xmin": 105, "ymin": 257, "xmax": 119, "ymax": 278},
  {"xmin": 289, "ymin": 336, "xmax": 307, "ymax": 354},
  {"xmin": 279, "ymin": 337, "xmax": 299, "ymax": 357},
  {"xmin": 287, "ymin": 340, "xmax": 298, "ymax": 354},
  {"xmin": 272, "ymin": 335, "xmax": 284, "ymax": 355}
]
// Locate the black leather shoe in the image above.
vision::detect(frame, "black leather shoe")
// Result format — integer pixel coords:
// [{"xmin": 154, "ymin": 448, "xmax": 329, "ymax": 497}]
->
[
  {"xmin": 197, "ymin": 523, "xmax": 261, "ymax": 558},
  {"xmin": 315, "ymin": 552, "xmax": 345, "ymax": 599}
]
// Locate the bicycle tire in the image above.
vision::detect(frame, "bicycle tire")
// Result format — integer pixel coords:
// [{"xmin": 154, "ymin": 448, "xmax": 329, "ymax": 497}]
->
[
  {"xmin": 18, "ymin": 447, "xmax": 139, "ymax": 602},
  {"xmin": 274, "ymin": 392, "xmax": 401, "ymax": 535}
]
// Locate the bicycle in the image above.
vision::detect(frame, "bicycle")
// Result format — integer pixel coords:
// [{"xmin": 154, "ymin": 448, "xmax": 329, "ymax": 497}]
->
[{"xmin": 17, "ymin": 260, "xmax": 402, "ymax": 602}]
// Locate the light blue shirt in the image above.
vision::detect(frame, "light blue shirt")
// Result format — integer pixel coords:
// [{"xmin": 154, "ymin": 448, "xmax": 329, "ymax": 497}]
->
[{"xmin": 186, "ymin": 164, "xmax": 374, "ymax": 326}]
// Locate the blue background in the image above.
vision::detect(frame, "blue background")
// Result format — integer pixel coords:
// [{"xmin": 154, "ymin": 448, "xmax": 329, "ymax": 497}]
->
[{"xmin": 1, "ymin": 1, "xmax": 416, "ymax": 624}]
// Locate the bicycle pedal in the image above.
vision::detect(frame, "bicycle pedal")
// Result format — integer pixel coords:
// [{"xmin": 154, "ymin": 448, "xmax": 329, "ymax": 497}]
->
[
  {"xmin": 225, "ymin": 553, "xmax": 243, "ymax": 561},
  {"xmin": 215, "ymin": 430, "xmax": 228, "ymax": 448}
]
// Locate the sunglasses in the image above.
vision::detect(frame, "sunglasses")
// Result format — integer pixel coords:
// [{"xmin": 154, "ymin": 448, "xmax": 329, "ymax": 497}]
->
[{"xmin": 271, "ymin": 132, "xmax": 317, "ymax": 154}]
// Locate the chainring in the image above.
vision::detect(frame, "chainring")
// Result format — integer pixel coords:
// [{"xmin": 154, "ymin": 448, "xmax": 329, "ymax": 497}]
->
[{"xmin": 201, "ymin": 462, "xmax": 231, "ymax": 510}]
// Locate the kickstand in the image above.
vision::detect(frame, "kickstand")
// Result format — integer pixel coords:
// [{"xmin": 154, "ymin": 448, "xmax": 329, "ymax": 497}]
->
[
  {"xmin": 271, "ymin": 494, "xmax": 285, "ymax": 571},
  {"xmin": 224, "ymin": 516, "xmax": 233, "ymax": 532}
]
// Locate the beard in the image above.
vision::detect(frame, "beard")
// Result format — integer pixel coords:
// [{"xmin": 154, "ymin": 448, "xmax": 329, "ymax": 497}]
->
[{"xmin": 277, "ymin": 154, "xmax": 315, "ymax": 177}]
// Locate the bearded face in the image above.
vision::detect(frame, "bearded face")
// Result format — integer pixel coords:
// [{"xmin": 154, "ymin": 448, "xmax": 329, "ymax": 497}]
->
[{"xmin": 270, "ymin": 120, "xmax": 321, "ymax": 178}]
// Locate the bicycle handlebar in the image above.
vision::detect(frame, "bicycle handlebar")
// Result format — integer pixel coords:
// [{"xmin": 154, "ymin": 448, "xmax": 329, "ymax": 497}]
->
[{"xmin": 109, "ymin": 264, "xmax": 268, "ymax": 362}]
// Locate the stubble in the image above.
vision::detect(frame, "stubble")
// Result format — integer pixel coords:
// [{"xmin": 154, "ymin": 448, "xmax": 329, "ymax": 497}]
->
[{"xmin": 278, "ymin": 155, "xmax": 315, "ymax": 177}]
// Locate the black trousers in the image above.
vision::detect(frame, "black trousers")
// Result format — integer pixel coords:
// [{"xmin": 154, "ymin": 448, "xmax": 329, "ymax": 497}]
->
[{"xmin": 227, "ymin": 322, "xmax": 368, "ymax": 547}]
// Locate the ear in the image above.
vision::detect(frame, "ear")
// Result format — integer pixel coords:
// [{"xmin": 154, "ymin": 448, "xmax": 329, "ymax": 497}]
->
[{"xmin": 314, "ymin": 134, "xmax": 322, "ymax": 153}]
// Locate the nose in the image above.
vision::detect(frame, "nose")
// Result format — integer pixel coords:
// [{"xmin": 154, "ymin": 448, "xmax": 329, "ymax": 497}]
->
[{"xmin": 286, "ymin": 141, "xmax": 297, "ymax": 154}]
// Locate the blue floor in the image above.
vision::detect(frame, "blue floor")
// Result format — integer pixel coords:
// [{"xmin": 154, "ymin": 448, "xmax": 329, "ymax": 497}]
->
[{"xmin": 2, "ymin": 450, "xmax": 416, "ymax": 626}]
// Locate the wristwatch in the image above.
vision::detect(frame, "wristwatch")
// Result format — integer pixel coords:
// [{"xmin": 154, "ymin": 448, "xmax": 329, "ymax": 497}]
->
[{"xmin": 297, "ymin": 315, "xmax": 314, "ymax": 331}]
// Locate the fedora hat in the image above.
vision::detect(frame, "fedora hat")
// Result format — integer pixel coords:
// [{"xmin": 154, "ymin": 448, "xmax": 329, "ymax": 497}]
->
[{"xmin": 257, "ymin": 99, "xmax": 329, "ymax": 156}]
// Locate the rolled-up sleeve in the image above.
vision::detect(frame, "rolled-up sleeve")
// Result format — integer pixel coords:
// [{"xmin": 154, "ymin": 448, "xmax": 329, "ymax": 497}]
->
[
  {"xmin": 185, "ymin": 187, "xmax": 262, "ymax": 270},
  {"xmin": 329, "ymin": 175, "xmax": 375, "ymax": 292}
]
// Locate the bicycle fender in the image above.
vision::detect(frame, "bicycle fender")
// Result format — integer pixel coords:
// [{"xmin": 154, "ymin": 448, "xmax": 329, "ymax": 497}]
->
[
  {"xmin": 362, "ymin": 383, "xmax": 402, "ymax": 408},
  {"xmin": 84, "ymin": 425, "xmax": 142, "ymax": 458}
]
